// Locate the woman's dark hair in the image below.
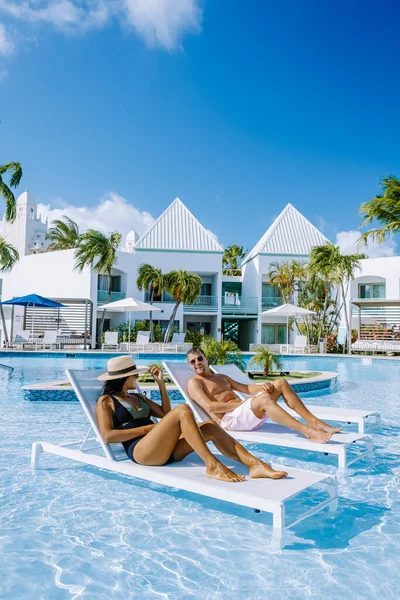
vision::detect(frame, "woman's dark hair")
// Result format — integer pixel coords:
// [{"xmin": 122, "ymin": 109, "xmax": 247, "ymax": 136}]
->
[{"xmin": 102, "ymin": 376, "xmax": 129, "ymax": 397}]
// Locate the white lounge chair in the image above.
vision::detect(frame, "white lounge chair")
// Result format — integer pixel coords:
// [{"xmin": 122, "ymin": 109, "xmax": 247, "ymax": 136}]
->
[
  {"xmin": 163, "ymin": 362, "xmax": 373, "ymax": 470},
  {"xmin": 124, "ymin": 331, "xmax": 161, "ymax": 353},
  {"xmin": 280, "ymin": 335, "xmax": 310, "ymax": 354},
  {"xmin": 35, "ymin": 330, "xmax": 60, "ymax": 350},
  {"xmin": 102, "ymin": 331, "xmax": 119, "ymax": 351},
  {"xmin": 31, "ymin": 368, "xmax": 338, "ymax": 548},
  {"xmin": 162, "ymin": 333, "xmax": 193, "ymax": 353},
  {"xmin": 211, "ymin": 364, "xmax": 381, "ymax": 434},
  {"xmin": 7, "ymin": 330, "xmax": 31, "ymax": 350}
]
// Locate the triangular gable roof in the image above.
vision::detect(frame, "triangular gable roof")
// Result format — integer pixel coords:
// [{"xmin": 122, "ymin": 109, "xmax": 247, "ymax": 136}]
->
[
  {"xmin": 135, "ymin": 197, "xmax": 223, "ymax": 252},
  {"xmin": 243, "ymin": 203, "xmax": 329, "ymax": 264}
]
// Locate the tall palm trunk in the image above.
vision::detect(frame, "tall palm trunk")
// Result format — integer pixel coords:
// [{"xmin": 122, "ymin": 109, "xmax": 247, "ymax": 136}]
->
[
  {"xmin": 98, "ymin": 273, "xmax": 111, "ymax": 347},
  {"xmin": 340, "ymin": 281, "xmax": 351, "ymax": 354},
  {"xmin": 164, "ymin": 300, "xmax": 180, "ymax": 343},
  {"xmin": 149, "ymin": 288, "xmax": 155, "ymax": 342},
  {"xmin": 0, "ymin": 304, "xmax": 8, "ymax": 344},
  {"xmin": 318, "ymin": 287, "xmax": 329, "ymax": 342}
]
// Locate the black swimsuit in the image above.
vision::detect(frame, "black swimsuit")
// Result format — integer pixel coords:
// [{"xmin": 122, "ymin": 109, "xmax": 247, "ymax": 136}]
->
[{"xmin": 110, "ymin": 394, "xmax": 174, "ymax": 465}]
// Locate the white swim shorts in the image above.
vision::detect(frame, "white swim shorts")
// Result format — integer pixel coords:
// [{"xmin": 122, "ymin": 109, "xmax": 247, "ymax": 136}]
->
[{"xmin": 220, "ymin": 397, "xmax": 268, "ymax": 431}]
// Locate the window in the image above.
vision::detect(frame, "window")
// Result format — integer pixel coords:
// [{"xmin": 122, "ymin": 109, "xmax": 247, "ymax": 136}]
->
[
  {"xmin": 201, "ymin": 283, "xmax": 212, "ymax": 296},
  {"xmin": 261, "ymin": 324, "xmax": 286, "ymax": 344},
  {"xmin": 358, "ymin": 283, "xmax": 386, "ymax": 299},
  {"xmin": 97, "ymin": 275, "xmax": 121, "ymax": 292}
]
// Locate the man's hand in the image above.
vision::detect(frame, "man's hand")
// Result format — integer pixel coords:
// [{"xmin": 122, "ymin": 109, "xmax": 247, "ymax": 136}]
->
[
  {"xmin": 259, "ymin": 382, "xmax": 275, "ymax": 394},
  {"xmin": 148, "ymin": 366, "xmax": 164, "ymax": 384}
]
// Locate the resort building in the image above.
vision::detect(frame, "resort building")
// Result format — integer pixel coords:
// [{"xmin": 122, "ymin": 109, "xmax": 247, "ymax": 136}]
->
[
  {"xmin": 350, "ymin": 256, "xmax": 400, "ymax": 342},
  {"xmin": 0, "ymin": 191, "xmax": 398, "ymax": 349}
]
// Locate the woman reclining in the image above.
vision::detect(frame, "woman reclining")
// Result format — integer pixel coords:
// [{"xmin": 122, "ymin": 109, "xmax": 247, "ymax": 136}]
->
[{"xmin": 97, "ymin": 355, "xmax": 288, "ymax": 483}]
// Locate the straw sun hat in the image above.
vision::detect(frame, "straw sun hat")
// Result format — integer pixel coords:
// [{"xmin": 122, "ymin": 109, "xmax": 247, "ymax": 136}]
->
[{"xmin": 98, "ymin": 355, "xmax": 147, "ymax": 381}]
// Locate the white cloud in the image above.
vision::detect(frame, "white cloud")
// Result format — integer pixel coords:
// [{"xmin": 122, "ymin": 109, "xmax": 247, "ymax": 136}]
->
[
  {"xmin": 0, "ymin": 0, "xmax": 202, "ymax": 54},
  {"xmin": 123, "ymin": 0, "xmax": 202, "ymax": 51},
  {"xmin": 37, "ymin": 191, "xmax": 155, "ymax": 251},
  {"xmin": 0, "ymin": 21, "xmax": 14, "ymax": 55},
  {"xmin": 335, "ymin": 229, "xmax": 397, "ymax": 258}
]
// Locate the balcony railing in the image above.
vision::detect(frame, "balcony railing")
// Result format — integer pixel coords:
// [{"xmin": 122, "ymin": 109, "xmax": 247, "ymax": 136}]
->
[
  {"xmin": 97, "ymin": 290, "xmax": 126, "ymax": 306},
  {"xmin": 261, "ymin": 296, "xmax": 284, "ymax": 310},
  {"xmin": 183, "ymin": 295, "xmax": 218, "ymax": 312},
  {"xmin": 222, "ymin": 296, "xmax": 258, "ymax": 315}
]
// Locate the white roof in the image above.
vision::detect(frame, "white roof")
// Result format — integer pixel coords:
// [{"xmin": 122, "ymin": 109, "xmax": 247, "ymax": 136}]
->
[
  {"xmin": 135, "ymin": 197, "xmax": 223, "ymax": 253},
  {"xmin": 243, "ymin": 203, "xmax": 329, "ymax": 264}
]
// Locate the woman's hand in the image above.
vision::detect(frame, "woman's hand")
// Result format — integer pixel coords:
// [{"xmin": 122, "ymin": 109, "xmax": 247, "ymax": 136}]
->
[{"xmin": 148, "ymin": 366, "xmax": 164, "ymax": 384}]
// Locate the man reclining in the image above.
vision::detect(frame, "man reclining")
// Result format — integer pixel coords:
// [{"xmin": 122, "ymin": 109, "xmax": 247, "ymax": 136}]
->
[{"xmin": 187, "ymin": 348, "xmax": 341, "ymax": 443}]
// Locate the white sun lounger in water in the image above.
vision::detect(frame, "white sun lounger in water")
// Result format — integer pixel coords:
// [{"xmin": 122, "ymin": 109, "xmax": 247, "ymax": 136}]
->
[
  {"xmin": 31, "ymin": 368, "xmax": 338, "ymax": 548},
  {"xmin": 163, "ymin": 362, "xmax": 373, "ymax": 470},
  {"xmin": 211, "ymin": 364, "xmax": 381, "ymax": 434}
]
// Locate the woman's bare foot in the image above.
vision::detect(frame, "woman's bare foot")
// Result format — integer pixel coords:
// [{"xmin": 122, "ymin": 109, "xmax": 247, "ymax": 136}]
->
[
  {"xmin": 206, "ymin": 461, "xmax": 245, "ymax": 483},
  {"xmin": 305, "ymin": 426, "xmax": 332, "ymax": 443},
  {"xmin": 249, "ymin": 460, "xmax": 288, "ymax": 479},
  {"xmin": 315, "ymin": 421, "xmax": 342, "ymax": 434}
]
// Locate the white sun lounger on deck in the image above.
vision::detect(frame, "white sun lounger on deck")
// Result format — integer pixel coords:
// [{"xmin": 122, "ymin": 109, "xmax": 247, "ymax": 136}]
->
[
  {"xmin": 163, "ymin": 362, "xmax": 373, "ymax": 470},
  {"xmin": 31, "ymin": 368, "xmax": 338, "ymax": 548},
  {"xmin": 211, "ymin": 364, "xmax": 381, "ymax": 434}
]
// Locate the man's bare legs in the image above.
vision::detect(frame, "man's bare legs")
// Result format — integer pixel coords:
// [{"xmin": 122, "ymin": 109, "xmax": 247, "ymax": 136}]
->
[
  {"xmin": 271, "ymin": 378, "xmax": 342, "ymax": 434},
  {"xmin": 172, "ymin": 420, "xmax": 288, "ymax": 479},
  {"xmin": 250, "ymin": 391, "xmax": 334, "ymax": 443}
]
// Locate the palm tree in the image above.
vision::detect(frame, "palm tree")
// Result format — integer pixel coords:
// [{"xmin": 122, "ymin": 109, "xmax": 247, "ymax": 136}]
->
[
  {"xmin": 222, "ymin": 245, "xmax": 247, "ymax": 276},
  {"xmin": 308, "ymin": 243, "xmax": 364, "ymax": 353},
  {"xmin": 136, "ymin": 264, "xmax": 165, "ymax": 342},
  {"xmin": 201, "ymin": 336, "xmax": 246, "ymax": 370},
  {"xmin": 359, "ymin": 176, "xmax": 400, "ymax": 244},
  {"xmin": 250, "ymin": 347, "xmax": 281, "ymax": 376},
  {"xmin": 163, "ymin": 270, "xmax": 202, "ymax": 343},
  {"xmin": 46, "ymin": 216, "xmax": 80, "ymax": 250},
  {"xmin": 0, "ymin": 162, "xmax": 23, "ymax": 222},
  {"xmin": 267, "ymin": 260, "xmax": 298, "ymax": 303},
  {"xmin": 74, "ymin": 229, "xmax": 122, "ymax": 346},
  {"xmin": 0, "ymin": 237, "xmax": 19, "ymax": 343}
]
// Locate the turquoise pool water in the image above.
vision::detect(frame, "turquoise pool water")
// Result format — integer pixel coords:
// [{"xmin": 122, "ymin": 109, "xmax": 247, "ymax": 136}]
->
[{"xmin": 1, "ymin": 354, "xmax": 399, "ymax": 599}]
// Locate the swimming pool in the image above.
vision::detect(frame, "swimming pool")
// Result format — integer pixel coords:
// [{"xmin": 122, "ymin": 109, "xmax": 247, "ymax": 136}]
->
[{"xmin": 1, "ymin": 354, "xmax": 399, "ymax": 599}]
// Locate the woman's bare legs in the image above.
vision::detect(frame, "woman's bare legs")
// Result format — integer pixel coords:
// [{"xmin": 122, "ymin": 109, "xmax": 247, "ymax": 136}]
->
[
  {"xmin": 133, "ymin": 405, "xmax": 244, "ymax": 482},
  {"xmin": 172, "ymin": 420, "xmax": 288, "ymax": 479}
]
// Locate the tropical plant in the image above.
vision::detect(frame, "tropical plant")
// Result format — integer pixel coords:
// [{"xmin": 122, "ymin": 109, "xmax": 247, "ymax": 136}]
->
[
  {"xmin": 222, "ymin": 245, "xmax": 247, "ymax": 276},
  {"xmin": 0, "ymin": 237, "xmax": 19, "ymax": 343},
  {"xmin": 359, "ymin": 176, "xmax": 400, "ymax": 244},
  {"xmin": 46, "ymin": 216, "xmax": 80, "ymax": 250},
  {"xmin": 136, "ymin": 264, "xmax": 165, "ymax": 342},
  {"xmin": 184, "ymin": 329, "xmax": 205, "ymax": 348},
  {"xmin": 308, "ymin": 243, "xmax": 364, "ymax": 353},
  {"xmin": 74, "ymin": 229, "xmax": 122, "ymax": 346},
  {"xmin": 163, "ymin": 270, "xmax": 202, "ymax": 343},
  {"xmin": 200, "ymin": 336, "xmax": 246, "ymax": 370},
  {"xmin": 267, "ymin": 260, "xmax": 304, "ymax": 303},
  {"xmin": 0, "ymin": 162, "xmax": 23, "ymax": 222},
  {"xmin": 249, "ymin": 346, "xmax": 281, "ymax": 376}
]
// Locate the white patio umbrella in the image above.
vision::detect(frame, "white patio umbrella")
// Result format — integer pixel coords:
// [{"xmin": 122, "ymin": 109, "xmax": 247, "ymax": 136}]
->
[
  {"xmin": 100, "ymin": 297, "xmax": 161, "ymax": 345},
  {"xmin": 261, "ymin": 303, "xmax": 316, "ymax": 344}
]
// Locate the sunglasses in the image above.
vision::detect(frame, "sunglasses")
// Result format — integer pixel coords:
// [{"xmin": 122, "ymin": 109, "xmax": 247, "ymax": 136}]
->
[{"xmin": 189, "ymin": 356, "xmax": 204, "ymax": 365}]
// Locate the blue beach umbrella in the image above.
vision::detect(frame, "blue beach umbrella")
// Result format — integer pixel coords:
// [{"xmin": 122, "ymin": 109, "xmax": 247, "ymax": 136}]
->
[{"xmin": 1, "ymin": 293, "xmax": 66, "ymax": 337}]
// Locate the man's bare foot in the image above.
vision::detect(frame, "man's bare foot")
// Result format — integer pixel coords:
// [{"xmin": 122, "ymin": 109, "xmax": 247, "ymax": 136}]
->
[
  {"xmin": 305, "ymin": 426, "xmax": 332, "ymax": 443},
  {"xmin": 315, "ymin": 422, "xmax": 342, "ymax": 434},
  {"xmin": 249, "ymin": 461, "xmax": 288, "ymax": 479},
  {"xmin": 206, "ymin": 461, "xmax": 245, "ymax": 483}
]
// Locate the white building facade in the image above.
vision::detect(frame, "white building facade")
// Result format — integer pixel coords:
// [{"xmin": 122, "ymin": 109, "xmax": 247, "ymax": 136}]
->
[{"xmin": 0, "ymin": 192, "xmax": 398, "ymax": 349}]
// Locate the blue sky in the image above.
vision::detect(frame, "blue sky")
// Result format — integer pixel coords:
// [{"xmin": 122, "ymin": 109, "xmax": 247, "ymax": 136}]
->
[{"xmin": 0, "ymin": 0, "xmax": 399, "ymax": 256}]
